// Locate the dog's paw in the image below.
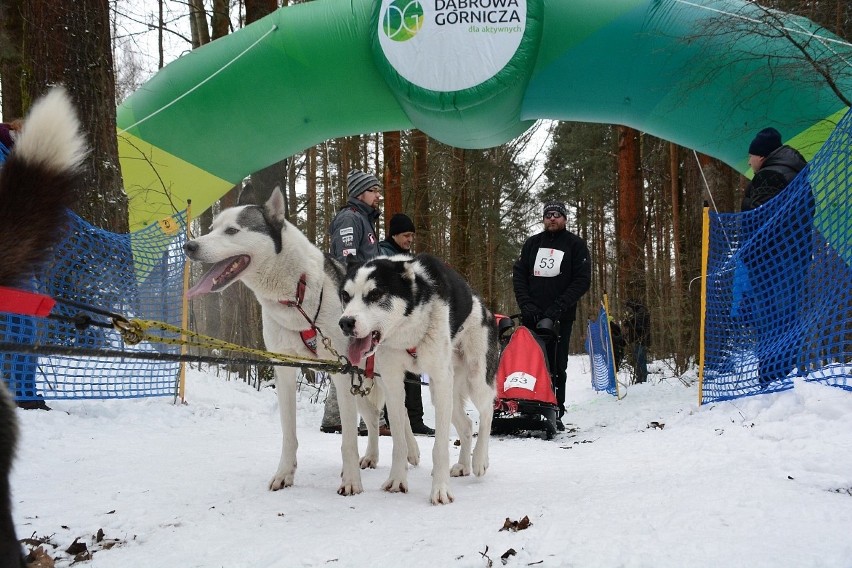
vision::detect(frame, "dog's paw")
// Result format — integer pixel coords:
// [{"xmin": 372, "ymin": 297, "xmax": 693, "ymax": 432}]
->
[
  {"xmin": 471, "ymin": 460, "xmax": 489, "ymax": 477},
  {"xmin": 337, "ymin": 479, "xmax": 364, "ymax": 496},
  {"xmin": 381, "ymin": 476, "xmax": 409, "ymax": 494},
  {"xmin": 450, "ymin": 463, "xmax": 471, "ymax": 477},
  {"xmin": 430, "ymin": 483, "xmax": 455, "ymax": 505},
  {"xmin": 407, "ymin": 446, "xmax": 420, "ymax": 466},
  {"xmin": 268, "ymin": 471, "xmax": 295, "ymax": 491},
  {"xmin": 360, "ymin": 454, "xmax": 378, "ymax": 469}
]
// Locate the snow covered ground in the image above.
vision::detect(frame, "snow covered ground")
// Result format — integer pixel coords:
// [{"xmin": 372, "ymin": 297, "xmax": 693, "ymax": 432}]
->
[{"xmin": 11, "ymin": 356, "xmax": 852, "ymax": 567}]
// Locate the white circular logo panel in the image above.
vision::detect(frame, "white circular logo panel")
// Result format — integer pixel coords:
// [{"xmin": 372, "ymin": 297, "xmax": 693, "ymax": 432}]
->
[{"xmin": 378, "ymin": 0, "xmax": 527, "ymax": 92}]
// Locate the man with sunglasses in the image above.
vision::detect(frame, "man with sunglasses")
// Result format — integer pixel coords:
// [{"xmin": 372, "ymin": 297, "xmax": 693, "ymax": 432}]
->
[
  {"xmin": 323, "ymin": 168, "xmax": 385, "ymax": 434},
  {"xmin": 513, "ymin": 201, "xmax": 591, "ymax": 428},
  {"xmin": 329, "ymin": 169, "xmax": 382, "ymax": 263}
]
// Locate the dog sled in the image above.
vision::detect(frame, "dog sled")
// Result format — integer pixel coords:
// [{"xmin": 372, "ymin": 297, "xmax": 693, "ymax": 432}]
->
[{"xmin": 491, "ymin": 315, "xmax": 561, "ymax": 440}]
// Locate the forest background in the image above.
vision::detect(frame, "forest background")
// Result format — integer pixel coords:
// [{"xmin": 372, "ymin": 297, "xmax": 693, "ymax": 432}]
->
[{"xmin": 0, "ymin": 0, "xmax": 849, "ymax": 384}]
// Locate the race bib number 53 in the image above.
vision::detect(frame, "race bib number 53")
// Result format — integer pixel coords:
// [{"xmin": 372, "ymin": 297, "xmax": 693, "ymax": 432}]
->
[
  {"xmin": 504, "ymin": 372, "xmax": 537, "ymax": 392},
  {"xmin": 533, "ymin": 248, "xmax": 564, "ymax": 277}
]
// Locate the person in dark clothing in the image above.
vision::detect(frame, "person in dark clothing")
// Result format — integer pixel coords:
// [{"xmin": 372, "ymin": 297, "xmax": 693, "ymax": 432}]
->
[
  {"xmin": 623, "ymin": 300, "xmax": 651, "ymax": 384},
  {"xmin": 609, "ymin": 319, "xmax": 626, "ymax": 373},
  {"xmin": 378, "ymin": 213, "xmax": 415, "ymax": 257},
  {"xmin": 329, "ymin": 169, "xmax": 382, "ymax": 263},
  {"xmin": 322, "ymin": 169, "xmax": 385, "ymax": 433},
  {"xmin": 377, "ymin": 213, "xmax": 434, "ymax": 436},
  {"xmin": 513, "ymin": 201, "xmax": 591, "ymax": 427},
  {"xmin": 739, "ymin": 127, "xmax": 813, "ymax": 387},
  {"xmin": 741, "ymin": 127, "xmax": 808, "ymax": 211}
]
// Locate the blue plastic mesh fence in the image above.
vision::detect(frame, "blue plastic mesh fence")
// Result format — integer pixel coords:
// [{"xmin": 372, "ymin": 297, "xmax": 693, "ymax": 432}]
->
[
  {"xmin": 702, "ymin": 114, "xmax": 852, "ymax": 404},
  {"xmin": 586, "ymin": 305, "xmax": 617, "ymax": 396},
  {"xmin": 1, "ymin": 211, "xmax": 188, "ymax": 401}
]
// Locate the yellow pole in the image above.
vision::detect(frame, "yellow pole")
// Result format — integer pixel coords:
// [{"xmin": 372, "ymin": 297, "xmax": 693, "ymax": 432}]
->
[
  {"xmin": 602, "ymin": 293, "xmax": 621, "ymax": 399},
  {"xmin": 178, "ymin": 200, "xmax": 192, "ymax": 405},
  {"xmin": 697, "ymin": 206, "xmax": 710, "ymax": 406}
]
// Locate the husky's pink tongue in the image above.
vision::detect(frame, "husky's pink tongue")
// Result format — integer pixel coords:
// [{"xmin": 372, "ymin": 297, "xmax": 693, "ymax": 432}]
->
[
  {"xmin": 347, "ymin": 336, "xmax": 373, "ymax": 366},
  {"xmin": 186, "ymin": 258, "xmax": 233, "ymax": 299}
]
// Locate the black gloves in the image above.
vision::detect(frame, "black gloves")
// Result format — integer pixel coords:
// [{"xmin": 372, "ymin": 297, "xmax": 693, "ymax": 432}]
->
[
  {"xmin": 522, "ymin": 304, "xmax": 564, "ymax": 328},
  {"xmin": 521, "ymin": 304, "xmax": 542, "ymax": 328},
  {"xmin": 544, "ymin": 306, "xmax": 562, "ymax": 322}
]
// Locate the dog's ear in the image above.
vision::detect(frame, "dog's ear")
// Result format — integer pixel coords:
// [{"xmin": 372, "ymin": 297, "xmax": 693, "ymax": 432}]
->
[
  {"xmin": 237, "ymin": 182, "xmax": 257, "ymax": 206},
  {"xmin": 345, "ymin": 256, "xmax": 364, "ymax": 278},
  {"xmin": 264, "ymin": 186, "xmax": 287, "ymax": 224}
]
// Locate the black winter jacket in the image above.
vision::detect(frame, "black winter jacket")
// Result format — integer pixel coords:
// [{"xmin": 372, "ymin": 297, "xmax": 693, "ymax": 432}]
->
[
  {"xmin": 513, "ymin": 228, "xmax": 591, "ymax": 323},
  {"xmin": 624, "ymin": 302, "xmax": 651, "ymax": 345},
  {"xmin": 329, "ymin": 197, "xmax": 381, "ymax": 262},
  {"xmin": 378, "ymin": 237, "xmax": 408, "ymax": 257},
  {"xmin": 741, "ymin": 145, "xmax": 807, "ymax": 211}
]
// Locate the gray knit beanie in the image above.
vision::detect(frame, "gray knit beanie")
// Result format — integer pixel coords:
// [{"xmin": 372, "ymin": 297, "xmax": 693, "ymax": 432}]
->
[
  {"xmin": 347, "ymin": 169, "xmax": 381, "ymax": 198},
  {"xmin": 543, "ymin": 201, "xmax": 567, "ymax": 217}
]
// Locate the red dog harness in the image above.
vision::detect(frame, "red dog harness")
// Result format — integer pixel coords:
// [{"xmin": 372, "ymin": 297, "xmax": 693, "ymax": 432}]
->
[
  {"xmin": 278, "ymin": 274, "xmax": 322, "ymax": 355},
  {"xmin": 276, "ymin": 275, "xmax": 414, "ymax": 378},
  {"xmin": 361, "ymin": 349, "xmax": 415, "ymax": 380},
  {"xmin": 0, "ymin": 286, "xmax": 55, "ymax": 317}
]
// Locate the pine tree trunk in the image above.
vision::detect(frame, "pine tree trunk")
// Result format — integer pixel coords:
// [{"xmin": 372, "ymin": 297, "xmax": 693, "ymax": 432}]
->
[
  {"xmin": 250, "ymin": 160, "xmax": 288, "ymax": 207},
  {"xmin": 21, "ymin": 0, "xmax": 127, "ymax": 232},
  {"xmin": 348, "ymin": 135, "xmax": 362, "ymax": 176},
  {"xmin": 616, "ymin": 126, "xmax": 645, "ymax": 304},
  {"xmin": 449, "ymin": 147, "xmax": 469, "ymax": 278},
  {"xmin": 211, "ymin": 0, "xmax": 229, "ymax": 38},
  {"xmin": 695, "ymin": 152, "xmax": 738, "ymax": 213},
  {"xmin": 287, "ymin": 155, "xmax": 298, "ymax": 223},
  {"xmin": 188, "ymin": 0, "xmax": 210, "ymax": 48},
  {"xmin": 337, "ymin": 137, "xmax": 351, "ymax": 210},
  {"xmin": 669, "ymin": 143, "xmax": 683, "ymax": 298},
  {"xmin": 680, "ymin": 153, "xmax": 707, "ymax": 366},
  {"xmin": 595, "ymin": 205, "xmax": 608, "ymax": 301},
  {"xmin": 411, "ymin": 129, "xmax": 431, "ymax": 254},
  {"xmin": 321, "ymin": 141, "xmax": 332, "ymax": 251},
  {"xmin": 0, "ymin": 0, "xmax": 24, "ymax": 121},
  {"xmin": 382, "ymin": 131, "xmax": 403, "ymax": 231},
  {"xmin": 246, "ymin": 0, "xmax": 278, "ymax": 20},
  {"xmin": 306, "ymin": 146, "xmax": 317, "ymax": 242}
]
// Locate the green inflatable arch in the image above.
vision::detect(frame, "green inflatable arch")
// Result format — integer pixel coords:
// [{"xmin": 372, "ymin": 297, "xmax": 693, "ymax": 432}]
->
[{"xmin": 117, "ymin": 0, "xmax": 852, "ymax": 232}]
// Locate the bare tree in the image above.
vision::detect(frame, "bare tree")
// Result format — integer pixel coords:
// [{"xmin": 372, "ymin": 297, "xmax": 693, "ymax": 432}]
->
[{"xmin": 680, "ymin": 0, "xmax": 851, "ymax": 113}]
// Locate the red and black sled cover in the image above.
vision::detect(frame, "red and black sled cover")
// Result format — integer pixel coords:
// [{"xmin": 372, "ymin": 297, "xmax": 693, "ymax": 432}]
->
[{"xmin": 496, "ymin": 326, "xmax": 557, "ymax": 404}]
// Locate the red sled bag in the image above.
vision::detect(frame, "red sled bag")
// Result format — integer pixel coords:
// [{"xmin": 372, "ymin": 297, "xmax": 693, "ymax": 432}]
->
[{"xmin": 496, "ymin": 326, "xmax": 557, "ymax": 405}]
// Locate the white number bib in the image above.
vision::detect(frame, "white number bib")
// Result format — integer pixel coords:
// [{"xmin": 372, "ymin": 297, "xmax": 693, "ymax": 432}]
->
[
  {"xmin": 504, "ymin": 371, "xmax": 537, "ymax": 392},
  {"xmin": 533, "ymin": 248, "xmax": 564, "ymax": 277}
]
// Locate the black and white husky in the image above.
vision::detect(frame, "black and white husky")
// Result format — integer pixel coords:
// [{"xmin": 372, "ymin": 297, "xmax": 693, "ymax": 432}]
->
[
  {"xmin": 0, "ymin": 86, "xmax": 87, "ymax": 566},
  {"xmin": 339, "ymin": 254, "xmax": 498, "ymax": 504},
  {"xmin": 184, "ymin": 189, "xmax": 419, "ymax": 496}
]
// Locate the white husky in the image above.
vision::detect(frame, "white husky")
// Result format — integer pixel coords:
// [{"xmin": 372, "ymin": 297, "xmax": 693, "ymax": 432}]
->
[
  {"xmin": 184, "ymin": 189, "xmax": 418, "ymax": 495},
  {"xmin": 339, "ymin": 254, "xmax": 499, "ymax": 504}
]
